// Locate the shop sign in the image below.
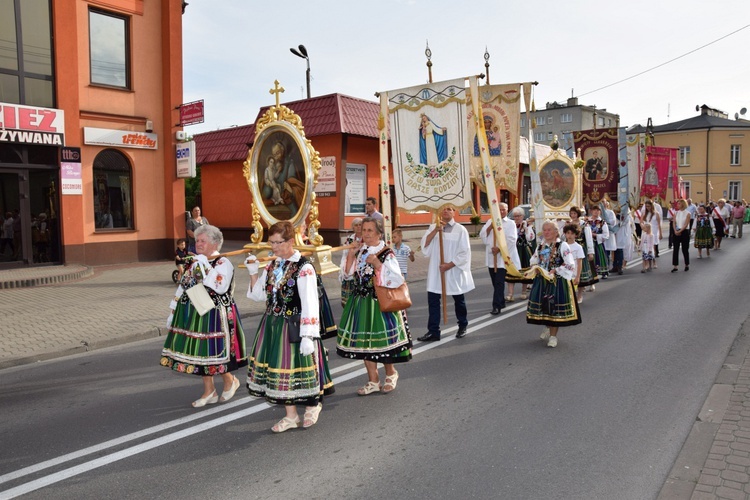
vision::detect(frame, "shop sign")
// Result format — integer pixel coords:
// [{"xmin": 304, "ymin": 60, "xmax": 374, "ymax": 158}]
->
[
  {"xmin": 60, "ymin": 147, "xmax": 82, "ymax": 195},
  {"xmin": 178, "ymin": 100, "xmax": 204, "ymax": 126},
  {"xmin": 0, "ymin": 102, "xmax": 65, "ymax": 146},
  {"xmin": 176, "ymin": 141, "xmax": 196, "ymax": 178},
  {"xmin": 314, "ymin": 156, "xmax": 336, "ymax": 197},
  {"xmin": 83, "ymin": 127, "xmax": 158, "ymax": 150}
]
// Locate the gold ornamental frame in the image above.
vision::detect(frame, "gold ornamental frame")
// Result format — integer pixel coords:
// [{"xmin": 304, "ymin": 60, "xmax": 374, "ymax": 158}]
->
[{"xmin": 535, "ymin": 145, "xmax": 583, "ymax": 220}]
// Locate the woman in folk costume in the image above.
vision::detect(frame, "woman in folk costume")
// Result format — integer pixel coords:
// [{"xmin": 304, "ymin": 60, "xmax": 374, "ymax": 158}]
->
[
  {"xmin": 336, "ymin": 217, "xmax": 412, "ymax": 395},
  {"xmin": 587, "ymin": 205, "xmax": 610, "ymax": 279},
  {"xmin": 299, "ymin": 221, "xmax": 337, "ymax": 340},
  {"xmin": 526, "ymin": 220, "xmax": 582, "ymax": 348},
  {"xmin": 693, "ymin": 204, "xmax": 715, "ymax": 258},
  {"xmin": 245, "ymin": 221, "xmax": 334, "ymax": 433},
  {"xmin": 569, "ymin": 206, "xmax": 597, "ymax": 302},
  {"xmin": 160, "ymin": 225, "xmax": 247, "ymax": 408},
  {"xmin": 505, "ymin": 206, "xmax": 536, "ymax": 301},
  {"xmin": 340, "ymin": 218, "xmax": 363, "ymax": 307}
]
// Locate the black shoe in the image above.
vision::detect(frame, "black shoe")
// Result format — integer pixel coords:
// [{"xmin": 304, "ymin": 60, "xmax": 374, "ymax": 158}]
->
[
  {"xmin": 491, "ymin": 308, "xmax": 501, "ymax": 315},
  {"xmin": 455, "ymin": 326, "xmax": 468, "ymax": 339},
  {"xmin": 617, "ymin": 269, "xmax": 624, "ymax": 275},
  {"xmin": 684, "ymin": 266, "xmax": 689, "ymax": 272},
  {"xmin": 417, "ymin": 332, "xmax": 441, "ymax": 342}
]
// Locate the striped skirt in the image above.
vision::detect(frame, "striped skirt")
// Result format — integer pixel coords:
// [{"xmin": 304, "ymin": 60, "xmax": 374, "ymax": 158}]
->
[
  {"xmin": 526, "ymin": 275, "xmax": 582, "ymax": 327},
  {"xmin": 337, "ymin": 294, "xmax": 412, "ymax": 363},
  {"xmin": 246, "ymin": 314, "xmax": 334, "ymax": 406},
  {"xmin": 593, "ymin": 242, "xmax": 609, "ymax": 277},
  {"xmin": 161, "ymin": 300, "xmax": 247, "ymax": 376},
  {"xmin": 318, "ymin": 278, "xmax": 338, "ymax": 339},
  {"xmin": 578, "ymin": 255, "xmax": 599, "ymax": 287}
]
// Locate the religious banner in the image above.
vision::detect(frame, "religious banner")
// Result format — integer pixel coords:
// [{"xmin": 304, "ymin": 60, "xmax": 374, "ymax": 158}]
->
[
  {"xmin": 465, "ymin": 84, "xmax": 522, "ymax": 196},
  {"xmin": 385, "ymin": 78, "xmax": 473, "ymax": 212},
  {"xmin": 641, "ymin": 146, "xmax": 677, "ymax": 201},
  {"xmin": 574, "ymin": 128, "xmax": 619, "ymax": 205},
  {"xmin": 523, "ymin": 83, "xmax": 544, "ymax": 237},
  {"xmin": 626, "ymin": 133, "xmax": 645, "ymax": 205}
]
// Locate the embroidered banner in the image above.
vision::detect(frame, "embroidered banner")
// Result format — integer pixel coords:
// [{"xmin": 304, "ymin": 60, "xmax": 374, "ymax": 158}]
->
[
  {"xmin": 642, "ymin": 146, "xmax": 677, "ymax": 201},
  {"xmin": 465, "ymin": 84, "xmax": 522, "ymax": 196},
  {"xmin": 574, "ymin": 128, "xmax": 619, "ymax": 204},
  {"xmin": 626, "ymin": 133, "xmax": 645, "ymax": 206},
  {"xmin": 385, "ymin": 78, "xmax": 473, "ymax": 212},
  {"xmin": 523, "ymin": 83, "xmax": 544, "ymax": 237}
]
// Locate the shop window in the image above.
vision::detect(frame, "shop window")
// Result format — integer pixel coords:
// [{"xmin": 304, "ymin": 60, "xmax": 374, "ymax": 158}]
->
[
  {"xmin": 89, "ymin": 9, "xmax": 130, "ymax": 89},
  {"xmin": 92, "ymin": 149, "xmax": 133, "ymax": 229}
]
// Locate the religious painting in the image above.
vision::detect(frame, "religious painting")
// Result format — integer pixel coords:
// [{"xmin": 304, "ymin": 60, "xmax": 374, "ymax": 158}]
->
[
  {"xmin": 246, "ymin": 121, "xmax": 314, "ymax": 226},
  {"xmin": 540, "ymin": 159, "xmax": 575, "ymax": 208},
  {"xmin": 573, "ymin": 128, "xmax": 618, "ymax": 205}
]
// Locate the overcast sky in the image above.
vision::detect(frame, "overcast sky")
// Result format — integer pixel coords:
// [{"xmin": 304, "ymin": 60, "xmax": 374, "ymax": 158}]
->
[{"xmin": 182, "ymin": 1, "xmax": 750, "ymax": 135}]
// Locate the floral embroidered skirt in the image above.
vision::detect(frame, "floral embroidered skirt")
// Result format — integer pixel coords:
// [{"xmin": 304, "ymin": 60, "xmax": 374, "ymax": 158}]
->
[
  {"xmin": 593, "ymin": 242, "xmax": 609, "ymax": 277},
  {"xmin": 526, "ymin": 275, "xmax": 582, "ymax": 327},
  {"xmin": 694, "ymin": 226, "xmax": 714, "ymax": 249},
  {"xmin": 161, "ymin": 300, "xmax": 247, "ymax": 376},
  {"xmin": 337, "ymin": 294, "xmax": 412, "ymax": 363},
  {"xmin": 246, "ymin": 313, "xmax": 334, "ymax": 406}
]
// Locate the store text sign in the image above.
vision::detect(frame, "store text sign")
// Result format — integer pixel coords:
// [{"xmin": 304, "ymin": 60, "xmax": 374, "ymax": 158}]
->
[
  {"xmin": 0, "ymin": 102, "xmax": 65, "ymax": 146},
  {"xmin": 60, "ymin": 147, "xmax": 82, "ymax": 195},
  {"xmin": 83, "ymin": 127, "xmax": 158, "ymax": 150}
]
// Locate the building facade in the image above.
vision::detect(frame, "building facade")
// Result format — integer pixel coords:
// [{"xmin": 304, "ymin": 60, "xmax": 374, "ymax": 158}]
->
[
  {"xmin": 629, "ymin": 105, "xmax": 750, "ymax": 205},
  {"xmin": 0, "ymin": 0, "xmax": 185, "ymax": 268},
  {"xmin": 520, "ymin": 97, "xmax": 620, "ymax": 155}
]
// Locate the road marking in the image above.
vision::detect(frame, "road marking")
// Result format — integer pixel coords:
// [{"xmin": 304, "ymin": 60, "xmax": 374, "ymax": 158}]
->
[{"xmin": 0, "ymin": 306, "xmax": 526, "ymax": 498}]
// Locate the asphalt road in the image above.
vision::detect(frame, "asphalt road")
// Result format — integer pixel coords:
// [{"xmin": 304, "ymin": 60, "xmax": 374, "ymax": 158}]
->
[{"xmin": 1, "ymin": 240, "xmax": 749, "ymax": 500}]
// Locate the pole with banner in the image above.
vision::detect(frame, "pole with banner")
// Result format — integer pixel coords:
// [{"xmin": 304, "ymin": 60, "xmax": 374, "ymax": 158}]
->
[{"xmin": 377, "ymin": 94, "xmax": 393, "ymax": 246}]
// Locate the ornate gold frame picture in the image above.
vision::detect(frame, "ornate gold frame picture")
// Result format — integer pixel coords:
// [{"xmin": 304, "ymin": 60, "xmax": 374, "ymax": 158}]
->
[{"xmin": 536, "ymin": 148, "xmax": 583, "ymax": 219}]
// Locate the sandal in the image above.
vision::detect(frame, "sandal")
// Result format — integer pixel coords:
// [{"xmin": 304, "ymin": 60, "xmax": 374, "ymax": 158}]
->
[
  {"xmin": 505, "ymin": 295, "xmax": 515, "ymax": 302},
  {"xmin": 520, "ymin": 293, "xmax": 528, "ymax": 300},
  {"xmin": 357, "ymin": 381, "xmax": 381, "ymax": 396},
  {"xmin": 303, "ymin": 403, "xmax": 322, "ymax": 428},
  {"xmin": 382, "ymin": 371, "xmax": 399, "ymax": 394},
  {"xmin": 271, "ymin": 415, "xmax": 300, "ymax": 433},
  {"xmin": 220, "ymin": 375, "xmax": 240, "ymax": 402}
]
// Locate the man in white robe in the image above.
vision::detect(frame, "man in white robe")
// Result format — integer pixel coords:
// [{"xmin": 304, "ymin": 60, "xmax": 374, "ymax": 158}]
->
[
  {"xmin": 480, "ymin": 203, "xmax": 518, "ymax": 315},
  {"xmin": 418, "ymin": 205, "xmax": 475, "ymax": 341}
]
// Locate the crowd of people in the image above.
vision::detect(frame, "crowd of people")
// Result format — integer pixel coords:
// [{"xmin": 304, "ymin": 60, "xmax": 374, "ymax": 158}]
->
[{"xmin": 159, "ymin": 197, "xmax": 747, "ymax": 432}]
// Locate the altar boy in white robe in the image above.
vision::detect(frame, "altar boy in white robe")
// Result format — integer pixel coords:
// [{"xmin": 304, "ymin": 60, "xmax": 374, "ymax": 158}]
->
[{"xmin": 418, "ymin": 205, "xmax": 475, "ymax": 341}]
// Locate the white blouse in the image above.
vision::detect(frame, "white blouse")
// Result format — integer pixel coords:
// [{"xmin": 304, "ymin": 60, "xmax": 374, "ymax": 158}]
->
[{"xmin": 343, "ymin": 240, "xmax": 405, "ymax": 288}]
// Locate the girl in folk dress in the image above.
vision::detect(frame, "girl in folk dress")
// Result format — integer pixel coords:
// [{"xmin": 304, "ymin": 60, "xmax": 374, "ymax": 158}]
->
[
  {"xmin": 563, "ymin": 223, "xmax": 584, "ymax": 304},
  {"xmin": 526, "ymin": 221, "xmax": 582, "ymax": 348},
  {"xmin": 588, "ymin": 205, "xmax": 610, "ymax": 280},
  {"xmin": 693, "ymin": 205, "xmax": 715, "ymax": 258},
  {"xmin": 569, "ymin": 206, "xmax": 597, "ymax": 302}
]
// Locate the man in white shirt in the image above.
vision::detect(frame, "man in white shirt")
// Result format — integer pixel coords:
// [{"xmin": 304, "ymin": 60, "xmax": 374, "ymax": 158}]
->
[
  {"xmin": 365, "ymin": 197, "xmax": 383, "ymax": 221},
  {"xmin": 480, "ymin": 203, "xmax": 518, "ymax": 315},
  {"xmin": 686, "ymin": 198, "xmax": 697, "ymax": 231},
  {"xmin": 418, "ymin": 205, "xmax": 475, "ymax": 341}
]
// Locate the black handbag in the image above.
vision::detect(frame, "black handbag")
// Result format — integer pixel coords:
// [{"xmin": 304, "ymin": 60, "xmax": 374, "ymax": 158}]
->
[{"xmin": 286, "ymin": 314, "xmax": 301, "ymax": 343}]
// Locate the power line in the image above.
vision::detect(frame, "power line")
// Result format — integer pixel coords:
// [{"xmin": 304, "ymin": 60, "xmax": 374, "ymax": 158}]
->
[{"xmin": 573, "ymin": 24, "xmax": 750, "ymax": 100}]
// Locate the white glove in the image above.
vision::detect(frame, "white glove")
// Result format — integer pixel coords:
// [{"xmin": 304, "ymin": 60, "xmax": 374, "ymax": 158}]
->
[
  {"xmin": 193, "ymin": 253, "xmax": 210, "ymax": 267},
  {"xmin": 244, "ymin": 255, "xmax": 259, "ymax": 275},
  {"xmin": 300, "ymin": 337, "xmax": 315, "ymax": 356}
]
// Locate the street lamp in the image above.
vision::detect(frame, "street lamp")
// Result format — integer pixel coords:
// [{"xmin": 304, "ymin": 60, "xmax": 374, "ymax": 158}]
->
[{"xmin": 289, "ymin": 44, "xmax": 310, "ymax": 99}]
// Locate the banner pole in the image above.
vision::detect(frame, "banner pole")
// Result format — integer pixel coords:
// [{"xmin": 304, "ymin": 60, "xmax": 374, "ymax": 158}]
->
[{"xmin": 437, "ymin": 210, "xmax": 448, "ymax": 324}]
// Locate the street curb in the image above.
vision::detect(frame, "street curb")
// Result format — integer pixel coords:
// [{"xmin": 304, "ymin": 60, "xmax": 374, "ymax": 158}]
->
[
  {"xmin": 0, "ymin": 266, "xmax": 94, "ymax": 289},
  {"xmin": 657, "ymin": 315, "xmax": 750, "ymax": 499}
]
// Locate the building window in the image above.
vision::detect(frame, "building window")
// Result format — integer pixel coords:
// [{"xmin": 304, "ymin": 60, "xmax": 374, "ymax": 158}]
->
[
  {"xmin": 597, "ymin": 117, "xmax": 605, "ymax": 127},
  {"xmin": 535, "ymin": 116, "xmax": 545, "ymax": 126},
  {"xmin": 680, "ymin": 180, "xmax": 691, "ymax": 199},
  {"xmin": 547, "ymin": 116, "xmax": 553, "ymax": 124},
  {"xmin": 560, "ymin": 113, "xmax": 572, "ymax": 123},
  {"xmin": 520, "ymin": 117, "xmax": 526, "ymax": 128},
  {"xmin": 728, "ymin": 181, "xmax": 741, "ymax": 201},
  {"xmin": 678, "ymin": 146, "xmax": 690, "ymax": 166},
  {"xmin": 0, "ymin": 0, "xmax": 54, "ymax": 106},
  {"xmin": 93, "ymin": 149, "xmax": 134, "ymax": 229},
  {"xmin": 730, "ymin": 145, "xmax": 741, "ymax": 165},
  {"xmin": 547, "ymin": 132, "xmax": 554, "ymax": 141},
  {"xmin": 534, "ymin": 132, "xmax": 545, "ymax": 142},
  {"xmin": 89, "ymin": 9, "xmax": 130, "ymax": 88}
]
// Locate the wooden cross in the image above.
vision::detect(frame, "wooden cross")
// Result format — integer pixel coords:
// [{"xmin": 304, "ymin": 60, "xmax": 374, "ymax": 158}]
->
[{"xmin": 269, "ymin": 80, "xmax": 285, "ymax": 107}]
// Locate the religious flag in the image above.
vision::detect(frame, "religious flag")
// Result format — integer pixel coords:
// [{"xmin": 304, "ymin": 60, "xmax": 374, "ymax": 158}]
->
[
  {"xmin": 523, "ymin": 83, "xmax": 544, "ymax": 237},
  {"xmin": 626, "ymin": 133, "xmax": 645, "ymax": 205},
  {"xmin": 466, "ymin": 84, "xmax": 522, "ymax": 196},
  {"xmin": 642, "ymin": 146, "xmax": 677, "ymax": 201},
  {"xmin": 384, "ymin": 78, "xmax": 473, "ymax": 212},
  {"xmin": 574, "ymin": 128, "xmax": 619, "ymax": 205}
]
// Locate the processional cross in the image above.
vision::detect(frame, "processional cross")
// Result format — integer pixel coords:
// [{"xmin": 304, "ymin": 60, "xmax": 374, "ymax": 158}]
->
[{"xmin": 269, "ymin": 80, "xmax": 285, "ymax": 108}]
